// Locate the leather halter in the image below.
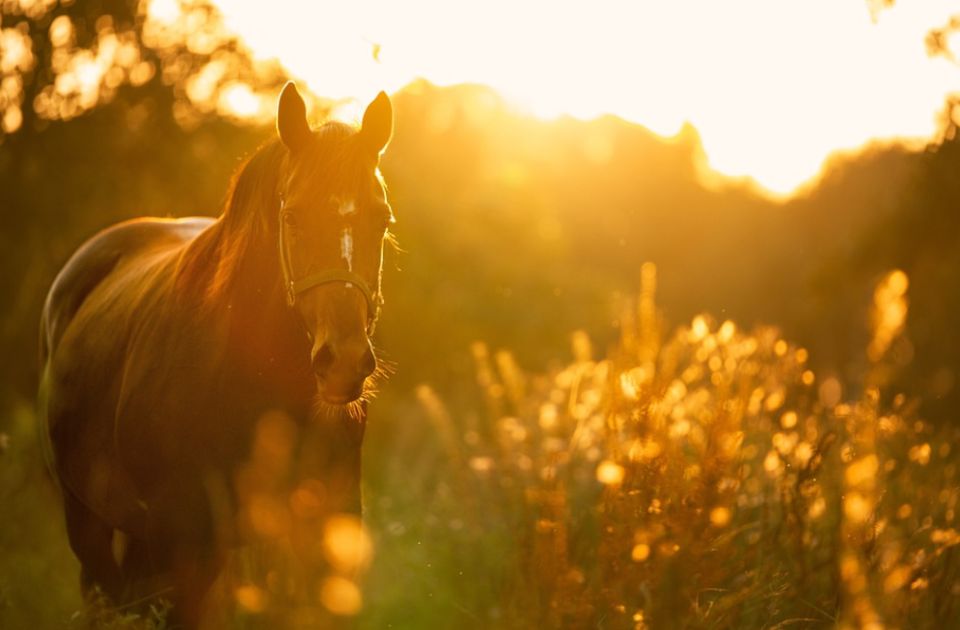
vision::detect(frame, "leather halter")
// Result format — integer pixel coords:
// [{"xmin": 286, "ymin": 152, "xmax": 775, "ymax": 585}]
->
[{"xmin": 278, "ymin": 196, "xmax": 381, "ymax": 334}]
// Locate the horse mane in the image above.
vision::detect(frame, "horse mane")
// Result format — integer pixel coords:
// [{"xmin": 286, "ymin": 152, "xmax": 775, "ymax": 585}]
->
[{"xmin": 177, "ymin": 121, "xmax": 363, "ymax": 301}]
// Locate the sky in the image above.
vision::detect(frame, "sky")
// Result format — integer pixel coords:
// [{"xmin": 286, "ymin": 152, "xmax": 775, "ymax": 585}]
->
[{"xmin": 203, "ymin": 0, "xmax": 960, "ymax": 198}]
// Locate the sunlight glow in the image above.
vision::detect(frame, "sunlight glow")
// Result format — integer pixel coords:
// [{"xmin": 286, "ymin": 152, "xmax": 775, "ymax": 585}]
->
[
  {"xmin": 211, "ymin": 0, "xmax": 960, "ymax": 198},
  {"xmin": 147, "ymin": 0, "xmax": 181, "ymax": 23},
  {"xmin": 219, "ymin": 81, "xmax": 262, "ymax": 118}
]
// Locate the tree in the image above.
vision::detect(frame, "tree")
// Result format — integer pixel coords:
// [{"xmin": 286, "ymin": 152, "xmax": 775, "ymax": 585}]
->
[{"xmin": 0, "ymin": 0, "xmax": 292, "ymax": 403}]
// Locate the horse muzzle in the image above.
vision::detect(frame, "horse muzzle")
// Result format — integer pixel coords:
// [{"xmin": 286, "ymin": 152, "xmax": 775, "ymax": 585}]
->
[{"xmin": 311, "ymin": 337, "xmax": 377, "ymax": 404}]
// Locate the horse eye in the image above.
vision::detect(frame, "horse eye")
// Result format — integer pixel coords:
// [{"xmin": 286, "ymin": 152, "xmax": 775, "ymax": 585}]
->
[{"xmin": 282, "ymin": 213, "xmax": 298, "ymax": 230}]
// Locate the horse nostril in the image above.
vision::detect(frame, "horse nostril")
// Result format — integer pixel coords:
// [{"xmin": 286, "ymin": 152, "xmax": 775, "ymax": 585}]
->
[
  {"xmin": 312, "ymin": 342, "xmax": 335, "ymax": 376},
  {"xmin": 360, "ymin": 346, "xmax": 376, "ymax": 378}
]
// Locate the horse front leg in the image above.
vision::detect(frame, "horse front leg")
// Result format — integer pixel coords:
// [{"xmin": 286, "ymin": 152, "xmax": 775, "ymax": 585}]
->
[
  {"xmin": 62, "ymin": 489, "xmax": 124, "ymax": 601},
  {"xmin": 164, "ymin": 546, "xmax": 224, "ymax": 629},
  {"xmin": 117, "ymin": 537, "xmax": 223, "ymax": 629}
]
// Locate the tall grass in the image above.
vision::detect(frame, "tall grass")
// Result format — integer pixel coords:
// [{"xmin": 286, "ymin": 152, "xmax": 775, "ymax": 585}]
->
[
  {"xmin": 5, "ymin": 265, "xmax": 958, "ymax": 628},
  {"xmin": 366, "ymin": 264, "xmax": 960, "ymax": 629}
]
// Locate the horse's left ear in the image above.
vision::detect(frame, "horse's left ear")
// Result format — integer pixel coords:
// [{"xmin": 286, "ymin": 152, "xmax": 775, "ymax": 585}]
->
[{"xmin": 360, "ymin": 91, "xmax": 393, "ymax": 156}]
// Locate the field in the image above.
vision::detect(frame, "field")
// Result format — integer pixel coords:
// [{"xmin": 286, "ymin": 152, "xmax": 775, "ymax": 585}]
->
[
  {"xmin": 2, "ymin": 1, "xmax": 960, "ymax": 627},
  {"xmin": 3, "ymin": 264, "xmax": 958, "ymax": 628},
  {"xmin": 362, "ymin": 266, "xmax": 960, "ymax": 629}
]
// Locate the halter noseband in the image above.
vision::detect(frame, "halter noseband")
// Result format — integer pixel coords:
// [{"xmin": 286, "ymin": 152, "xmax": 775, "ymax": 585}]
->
[{"xmin": 278, "ymin": 196, "xmax": 381, "ymax": 334}]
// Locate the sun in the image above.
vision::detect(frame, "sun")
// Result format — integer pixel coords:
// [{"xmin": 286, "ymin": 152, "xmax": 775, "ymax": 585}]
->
[{"xmin": 206, "ymin": 0, "xmax": 960, "ymax": 199}]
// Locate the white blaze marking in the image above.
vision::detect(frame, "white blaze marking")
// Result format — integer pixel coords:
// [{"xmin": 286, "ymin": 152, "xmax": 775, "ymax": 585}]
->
[
  {"xmin": 341, "ymin": 227, "xmax": 353, "ymax": 270},
  {"xmin": 338, "ymin": 198, "xmax": 356, "ymax": 216}
]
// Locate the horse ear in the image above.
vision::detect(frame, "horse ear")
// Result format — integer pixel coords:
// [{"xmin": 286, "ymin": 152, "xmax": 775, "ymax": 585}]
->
[
  {"xmin": 360, "ymin": 91, "xmax": 393, "ymax": 155},
  {"xmin": 277, "ymin": 82, "xmax": 311, "ymax": 153}
]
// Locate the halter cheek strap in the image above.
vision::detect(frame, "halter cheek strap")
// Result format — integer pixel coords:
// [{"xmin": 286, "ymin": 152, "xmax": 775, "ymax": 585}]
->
[{"xmin": 278, "ymin": 198, "xmax": 381, "ymax": 334}]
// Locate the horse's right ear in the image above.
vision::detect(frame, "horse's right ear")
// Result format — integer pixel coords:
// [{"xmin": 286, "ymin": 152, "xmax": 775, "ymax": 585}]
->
[{"xmin": 277, "ymin": 82, "xmax": 311, "ymax": 153}]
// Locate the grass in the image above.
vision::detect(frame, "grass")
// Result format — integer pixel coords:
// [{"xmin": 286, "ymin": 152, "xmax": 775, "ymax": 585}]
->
[
  {"xmin": 363, "ymin": 264, "xmax": 960, "ymax": 629},
  {"xmin": 3, "ymin": 264, "xmax": 958, "ymax": 628},
  {"xmin": 0, "ymin": 401, "xmax": 82, "ymax": 627}
]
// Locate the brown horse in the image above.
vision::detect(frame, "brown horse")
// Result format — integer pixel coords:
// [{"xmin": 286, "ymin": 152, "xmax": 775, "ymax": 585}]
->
[{"xmin": 38, "ymin": 82, "xmax": 393, "ymax": 626}]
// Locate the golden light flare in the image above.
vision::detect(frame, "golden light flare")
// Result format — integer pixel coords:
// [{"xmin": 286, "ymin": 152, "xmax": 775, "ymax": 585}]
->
[
  {"xmin": 147, "ymin": 0, "xmax": 181, "ymax": 22},
  {"xmin": 844, "ymin": 491, "xmax": 874, "ymax": 523},
  {"xmin": 709, "ymin": 507, "xmax": 732, "ymax": 527},
  {"xmin": 631, "ymin": 543, "xmax": 651, "ymax": 562},
  {"xmin": 845, "ymin": 454, "xmax": 879, "ymax": 487},
  {"xmin": 219, "ymin": 81, "xmax": 263, "ymax": 119},
  {"xmin": 319, "ymin": 576, "xmax": 363, "ymax": 616},
  {"xmin": 234, "ymin": 584, "xmax": 268, "ymax": 613},
  {"xmin": 869, "ymin": 269, "xmax": 910, "ymax": 362},
  {"xmin": 780, "ymin": 411, "xmax": 798, "ymax": 429},
  {"xmin": 322, "ymin": 514, "xmax": 374, "ymax": 574},
  {"xmin": 884, "ymin": 565, "xmax": 912, "ymax": 593},
  {"xmin": 206, "ymin": 0, "xmax": 960, "ymax": 199},
  {"xmin": 596, "ymin": 459, "xmax": 626, "ymax": 486}
]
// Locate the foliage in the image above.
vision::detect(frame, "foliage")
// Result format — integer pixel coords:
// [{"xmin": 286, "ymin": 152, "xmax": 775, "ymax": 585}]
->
[
  {"xmin": 0, "ymin": 0, "xmax": 289, "ymax": 404},
  {"xmin": 5, "ymin": 265, "xmax": 958, "ymax": 628},
  {"xmin": 0, "ymin": 0, "xmax": 285, "ymax": 136},
  {"xmin": 362, "ymin": 266, "xmax": 960, "ymax": 629},
  {"xmin": 68, "ymin": 590, "xmax": 171, "ymax": 629}
]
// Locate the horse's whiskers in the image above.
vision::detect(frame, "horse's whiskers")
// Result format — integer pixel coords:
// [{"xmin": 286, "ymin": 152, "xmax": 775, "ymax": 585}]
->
[
  {"xmin": 345, "ymin": 400, "xmax": 365, "ymax": 421},
  {"xmin": 309, "ymin": 376, "xmax": 380, "ymax": 423},
  {"xmin": 373, "ymin": 357, "xmax": 397, "ymax": 378}
]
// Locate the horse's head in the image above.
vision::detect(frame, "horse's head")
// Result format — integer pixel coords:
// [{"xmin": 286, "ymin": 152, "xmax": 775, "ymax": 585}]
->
[{"xmin": 275, "ymin": 82, "xmax": 393, "ymax": 405}]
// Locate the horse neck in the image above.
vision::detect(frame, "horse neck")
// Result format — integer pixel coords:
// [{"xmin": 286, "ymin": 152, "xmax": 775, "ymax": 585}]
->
[
  {"xmin": 221, "ymin": 208, "xmax": 277, "ymax": 298},
  {"xmin": 228, "ymin": 215, "xmax": 304, "ymax": 338},
  {"xmin": 185, "ymin": 206, "xmax": 313, "ymax": 395}
]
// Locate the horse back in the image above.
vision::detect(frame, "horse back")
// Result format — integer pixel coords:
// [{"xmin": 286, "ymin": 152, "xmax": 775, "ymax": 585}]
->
[
  {"xmin": 40, "ymin": 216, "xmax": 214, "ymax": 531},
  {"xmin": 41, "ymin": 217, "xmax": 214, "ymax": 364}
]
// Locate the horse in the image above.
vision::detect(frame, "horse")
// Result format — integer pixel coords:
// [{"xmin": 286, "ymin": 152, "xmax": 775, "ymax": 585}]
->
[{"xmin": 37, "ymin": 82, "xmax": 394, "ymax": 626}]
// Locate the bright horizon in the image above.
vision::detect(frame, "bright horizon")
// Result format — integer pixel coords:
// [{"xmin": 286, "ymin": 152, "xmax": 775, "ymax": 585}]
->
[{"xmin": 199, "ymin": 0, "xmax": 960, "ymax": 199}]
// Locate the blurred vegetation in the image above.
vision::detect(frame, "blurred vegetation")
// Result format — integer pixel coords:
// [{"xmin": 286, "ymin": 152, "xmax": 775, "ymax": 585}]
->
[
  {"xmin": 363, "ymin": 266, "xmax": 960, "ymax": 628},
  {"xmin": 2, "ymin": 0, "xmax": 960, "ymax": 627}
]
